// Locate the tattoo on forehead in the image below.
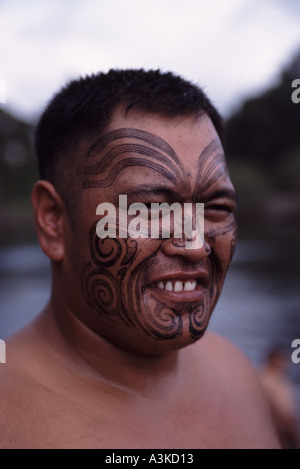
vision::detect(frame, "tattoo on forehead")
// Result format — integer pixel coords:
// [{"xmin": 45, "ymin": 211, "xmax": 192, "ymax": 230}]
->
[
  {"xmin": 82, "ymin": 128, "xmax": 188, "ymax": 190},
  {"xmin": 193, "ymin": 137, "xmax": 228, "ymax": 199},
  {"xmin": 83, "ymin": 129, "xmax": 228, "ymax": 205}
]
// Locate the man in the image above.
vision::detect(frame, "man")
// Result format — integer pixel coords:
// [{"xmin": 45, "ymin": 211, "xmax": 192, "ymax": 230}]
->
[{"xmin": 0, "ymin": 69, "xmax": 280, "ymax": 449}]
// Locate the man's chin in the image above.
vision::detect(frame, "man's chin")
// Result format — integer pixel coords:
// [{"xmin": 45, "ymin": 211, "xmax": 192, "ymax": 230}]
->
[
  {"xmin": 134, "ymin": 289, "xmax": 211, "ymax": 348},
  {"xmin": 103, "ymin": 320, "xmax": 208, "ymax": 358}
]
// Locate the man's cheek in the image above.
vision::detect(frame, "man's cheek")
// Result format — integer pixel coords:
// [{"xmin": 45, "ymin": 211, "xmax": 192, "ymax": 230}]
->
[
  {"xmin": 222, "ymin": 234, "xmax": 237, "ymax": 268},
  {"xmin": 211, "ymin": 232, "xmax": 236, "ymax": 270},
  {"xmin": 82, "ymin": 225, "xmax": 136, "ymax": 320},
  {"xmin": 82, "ymin": 220, "xmax": 162, "ymax": 316},
  {"xmin": 229, "ymin": 229, "xmax": 237, "ymax": 263}
]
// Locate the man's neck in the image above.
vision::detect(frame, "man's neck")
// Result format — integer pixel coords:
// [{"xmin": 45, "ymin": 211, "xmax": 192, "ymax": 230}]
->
[{"xmin": 40, "ymin": 300, "xmax": 183, "ymax": 398}]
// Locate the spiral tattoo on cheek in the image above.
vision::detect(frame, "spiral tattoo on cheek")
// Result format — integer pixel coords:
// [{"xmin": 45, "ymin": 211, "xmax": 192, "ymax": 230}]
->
[{"xmin": 82, "ymin": 222, "xmax": 138, "ymax": 326}]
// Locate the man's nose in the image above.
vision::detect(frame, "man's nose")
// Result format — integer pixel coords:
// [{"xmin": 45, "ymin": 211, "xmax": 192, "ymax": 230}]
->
[{"xmin": 161, "ymin": 235, "xmax": 212, "ymax": 262}]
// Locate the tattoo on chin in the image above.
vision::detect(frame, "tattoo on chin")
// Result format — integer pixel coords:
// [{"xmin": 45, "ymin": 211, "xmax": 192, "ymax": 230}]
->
[{"xmin": 148, "ymin": 297, "xmax": 209, "ymax": 341}]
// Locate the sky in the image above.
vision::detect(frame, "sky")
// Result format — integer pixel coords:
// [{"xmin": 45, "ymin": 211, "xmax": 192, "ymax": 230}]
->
[{"xmin": 0, "ymin": 0, "xmax": 300, "ymax": 122}]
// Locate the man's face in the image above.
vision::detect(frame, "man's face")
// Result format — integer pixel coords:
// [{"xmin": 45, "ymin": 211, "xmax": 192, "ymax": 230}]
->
[{"xmin": 63, "ymin": 110, "xmax": 237, "ymax": 356}]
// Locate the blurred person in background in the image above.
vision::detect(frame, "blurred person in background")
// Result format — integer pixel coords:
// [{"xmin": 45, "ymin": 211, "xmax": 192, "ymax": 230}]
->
[{"xmin": 260, "ymin": 347, "xmax": 299, "ymax": 449}]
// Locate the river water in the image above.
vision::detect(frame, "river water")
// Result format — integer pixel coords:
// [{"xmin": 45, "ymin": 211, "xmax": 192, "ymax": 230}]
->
[{"xmin": 0, "ymin": 241, "xmax": 299, "ymax": 440}]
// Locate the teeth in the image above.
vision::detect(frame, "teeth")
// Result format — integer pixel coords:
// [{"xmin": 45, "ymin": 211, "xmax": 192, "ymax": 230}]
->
[
  {"xmin": 174, "ymin": 281, "xmax": 183, "ymax": 292},
  {"xmin": 154, "ymin": 279, "xmax": 197, "ymax": 292},
  {"xmin": 184, "ymin": 280, "xmax": 197, "ymax": 291}
]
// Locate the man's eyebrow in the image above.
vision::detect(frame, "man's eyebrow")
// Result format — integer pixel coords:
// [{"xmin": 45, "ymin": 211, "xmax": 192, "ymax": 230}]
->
[
  {"xmin": 202, "ymin": 189, "xmax": 239, "ymax": 205},
  {"xmin": 125, "ymin": 185, "xmax": 177, "ymax": 199},
  {"xmin": 125, "ymin": 187, "xmax": 239, "ymax": 205}
]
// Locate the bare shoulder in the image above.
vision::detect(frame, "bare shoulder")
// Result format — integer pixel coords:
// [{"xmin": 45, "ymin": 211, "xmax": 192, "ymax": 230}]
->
[
  {"xmin": 200, "ymin": 330, "xmax": 268, "ymax": 396},
  {"xmin": 193, "ymin": 331, "xmax": 281, "ymax": 449},
  {"xmin": 0, "ymin": 318, "xmax": 61, "ymax": 448},
  {"xmin": 0, "ymin": 359, "xmax": 29, "ymax": 448},
  {"xmin": 201, "ymin": 330, "xmax": 259, "ymax": 374}
]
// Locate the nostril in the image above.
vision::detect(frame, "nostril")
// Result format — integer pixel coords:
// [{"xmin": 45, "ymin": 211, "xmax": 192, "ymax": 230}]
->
[
  {"xmin": 160, "ymin": 235, "xmax": 212, "ymax": 262},
  {"xmin": 171, "ymin": 238, "xmax": 188, "ymax": 248}
]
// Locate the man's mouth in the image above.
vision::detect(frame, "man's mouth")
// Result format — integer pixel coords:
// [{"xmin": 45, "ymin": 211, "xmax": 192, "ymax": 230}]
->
[{"xmin": 146, "ymin": 272, "xmax": 209, "ymax": 302}]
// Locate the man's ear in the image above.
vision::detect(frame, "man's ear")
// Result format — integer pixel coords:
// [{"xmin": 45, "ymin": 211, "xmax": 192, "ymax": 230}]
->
[{"xmin": 31, "ymin": 181, "xmax": 66, "ymax": 261}]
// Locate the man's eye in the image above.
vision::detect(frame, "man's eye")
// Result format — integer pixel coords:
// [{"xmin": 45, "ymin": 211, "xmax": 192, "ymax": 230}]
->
[
  {"xmin": 205, "ymin": 204, "xmax": 235, "ymax": 218},
  {"xmin": 206, "ymin": 204, "xmax": 232, "ymax": 212},
  {"xmin": 144, "ymin": 202, "xmax": 170, "ymax": 212}
]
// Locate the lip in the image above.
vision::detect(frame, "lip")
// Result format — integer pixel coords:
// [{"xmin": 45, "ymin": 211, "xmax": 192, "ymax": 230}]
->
[{"xmin": 145, "ymin": 271, "xmax": 210, "ymax": 303}]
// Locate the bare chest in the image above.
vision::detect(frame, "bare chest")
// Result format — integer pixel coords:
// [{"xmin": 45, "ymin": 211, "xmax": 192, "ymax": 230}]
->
[{"xmin": 7, "ymin": 386, "xmax": 233, "ymax": 449}]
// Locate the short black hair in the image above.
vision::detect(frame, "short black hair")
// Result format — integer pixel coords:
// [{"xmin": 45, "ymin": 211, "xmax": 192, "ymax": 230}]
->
[{"xmin": 35, "ymin": 68, "xmax": 223, "ymax": 204}]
